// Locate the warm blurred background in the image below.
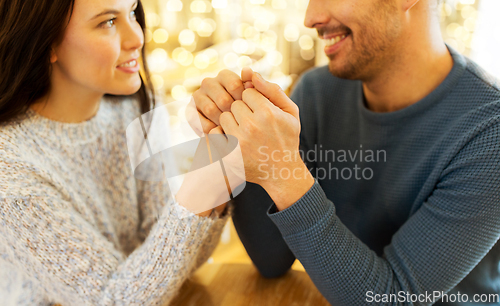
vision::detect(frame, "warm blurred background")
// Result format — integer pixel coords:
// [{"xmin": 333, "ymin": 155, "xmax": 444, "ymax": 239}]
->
[
  {"xmin": 140, "ymin": 0, "xmax": 499, "ymax": 270},
  {"xmin": 141, "ymin": 0, "xmax": 499, "ymax": 104}
]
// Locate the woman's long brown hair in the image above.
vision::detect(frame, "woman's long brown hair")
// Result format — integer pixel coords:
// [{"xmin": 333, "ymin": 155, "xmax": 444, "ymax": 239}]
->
[{"xmin": 0, "ymin": 0, "xmax": 155, "ymax": 124}]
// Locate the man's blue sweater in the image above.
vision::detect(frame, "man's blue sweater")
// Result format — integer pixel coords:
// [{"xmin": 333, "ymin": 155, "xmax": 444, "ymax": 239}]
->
[{"xmin": 233, "ymin": 47, "xmax": 500, "ymax": 305}]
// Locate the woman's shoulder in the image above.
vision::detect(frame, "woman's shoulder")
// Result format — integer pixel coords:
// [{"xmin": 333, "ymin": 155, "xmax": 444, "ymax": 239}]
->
[
  {"xmin": 0, "ymin": 128, "xmax": 58, "ymax": 199},
  {"xmin": 0, "ymin": 97, "xmax": 140, "ymax": 199},
  {"xmin": 0, "ymin": 120, "xmax": 28, "ymax": 162}
]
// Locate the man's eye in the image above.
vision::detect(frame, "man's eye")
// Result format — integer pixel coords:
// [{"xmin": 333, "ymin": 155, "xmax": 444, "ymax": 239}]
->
[{"xmin": 100, "ymin": 18, "xmax": 116, "ymax": 28}]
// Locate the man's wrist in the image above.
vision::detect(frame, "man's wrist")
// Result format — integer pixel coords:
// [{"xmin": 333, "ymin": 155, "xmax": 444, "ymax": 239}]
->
[{"xmin": 260, "ymin": 162, "xmax": 315, "ymax": 211}]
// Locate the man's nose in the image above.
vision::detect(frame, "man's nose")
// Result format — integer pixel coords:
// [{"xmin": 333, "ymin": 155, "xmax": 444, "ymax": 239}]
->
[{"xmin": 304, "ymin": 0, "xmax": 330, "ymax": 29}]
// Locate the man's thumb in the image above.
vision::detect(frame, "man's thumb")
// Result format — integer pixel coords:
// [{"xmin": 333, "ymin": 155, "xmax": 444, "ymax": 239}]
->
[{"xmin": 251, "ymin": 72, "xmax": 299, "ymax": 119}]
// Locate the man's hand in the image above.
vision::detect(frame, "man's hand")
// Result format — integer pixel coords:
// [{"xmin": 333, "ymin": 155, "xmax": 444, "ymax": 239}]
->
[
  {"xmin": 192, "ymin": 68, "xmax": 253, "ymax": 135},
  {"xmin": 219, "ymin": 71, "xmax": 315, "ymax": 210}
]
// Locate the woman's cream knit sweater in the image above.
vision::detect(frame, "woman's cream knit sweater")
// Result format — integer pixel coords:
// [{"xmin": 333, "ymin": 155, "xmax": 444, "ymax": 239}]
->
[{"xmin": 0, "ymin": 97, "xmax": 228, "ymax": 305}]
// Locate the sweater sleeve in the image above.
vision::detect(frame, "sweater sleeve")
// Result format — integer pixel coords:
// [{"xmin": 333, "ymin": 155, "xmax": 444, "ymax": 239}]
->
[
  {"xmin": 131, "ymin": 131, "xmax": 230, "ymax": 276},
  {"xmin": 189, "ymin": 204, "xmax": 233, "ymax": 273},
  {"xmin": 267, "ymin": 119, "xmax": 500, "ymax": 305},
  {"xmin": 0, "ymin": 137, "xmax": 229, "ymax": 306},
  {"xmin": 0, "ymin": 192, "xmax": 228, "ymax": 306},
  {"xmin": 0, "ymin": 99, "xmax": 230, "ymax": 305},
  {"xmin": 232, "ymin": 182, "xmax": 296, "ymax": 278}
]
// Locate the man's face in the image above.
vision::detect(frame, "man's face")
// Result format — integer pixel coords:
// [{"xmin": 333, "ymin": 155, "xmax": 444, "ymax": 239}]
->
[{"xmin": 305, "ymin": 0, "xmax": 404, "ymax": 80}]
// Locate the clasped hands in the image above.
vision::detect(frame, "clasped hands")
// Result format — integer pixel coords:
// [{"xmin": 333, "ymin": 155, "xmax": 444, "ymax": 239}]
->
[{"xmin": 191, "ymin": 67, "xmax": 315, "ymax": 210}]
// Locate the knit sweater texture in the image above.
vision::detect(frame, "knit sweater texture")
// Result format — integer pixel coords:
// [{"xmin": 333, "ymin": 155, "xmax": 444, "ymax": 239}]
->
[
  {"xmin": 264, "ymin": 47, "xmax": 500, "ymax": 305},
  {"xmin": 0, "ymin": 97, "xmax": 228, "ymax": 305}
]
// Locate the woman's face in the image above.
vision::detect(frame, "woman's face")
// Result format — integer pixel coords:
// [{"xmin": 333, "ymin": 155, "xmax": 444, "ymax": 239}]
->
[{"xmin": 51, "ymin": 0, "xmax": 144, "ymax": 97}]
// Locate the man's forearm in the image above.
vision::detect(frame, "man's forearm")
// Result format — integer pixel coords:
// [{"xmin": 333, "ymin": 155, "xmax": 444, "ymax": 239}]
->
[{"xmin": 267, "ymin": 182, "xmax": 401, "ymax": 305}]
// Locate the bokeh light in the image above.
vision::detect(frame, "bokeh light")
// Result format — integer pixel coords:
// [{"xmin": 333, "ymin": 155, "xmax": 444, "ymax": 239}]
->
[
  {"xmin": 153, "ymin": 29, "xmax": 169, "ymax": 43},
  {"xmin": 171, "ymin": 85, "xmax": 189, "ymax": 100},
  {"xmin": 223, "ymin": 53, "xmax": 239, "ymax": 68},
  {"xmin": 284, "ymin": 24, "xmax": 300, "ymax": 42},
  {"xmin": 212, "ymin": 0, "xmax": 228, "ymax": 9},
  {"xmin": 166, "ymin": 0, "xmax": 183, "ymax": 12},
  {"xmin": 178, "ymin": 29, "xmax": 196, "ymax": 46},
  {"xmin": 140, "ymin": 0, "xmax": 491, "ymax": 105},
  {"xmin": 151, "ymin": 74, "xmax": 164, "ymax": 90},
  {"xmin": 299, "ymin": 35, "xmax": 314, "ymax": 50}
]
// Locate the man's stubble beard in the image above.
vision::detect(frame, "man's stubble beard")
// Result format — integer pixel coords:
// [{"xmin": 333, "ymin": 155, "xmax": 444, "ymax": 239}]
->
[{"xmin": 327, "ymin": 1, "xmax": 401, "ymax": 81}]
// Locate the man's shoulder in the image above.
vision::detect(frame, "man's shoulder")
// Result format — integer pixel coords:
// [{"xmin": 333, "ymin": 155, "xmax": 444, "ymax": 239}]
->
[
  {"xmin": 463, "ymin": 57, "xmax": 500, "ymax": 93},
  {"xmin": 448, "ymin": 57, "xmax": 500, "ymax": 125},
  {"xmin": 456, "ymin": 57, "xmax": 500, "ymax": 109}
]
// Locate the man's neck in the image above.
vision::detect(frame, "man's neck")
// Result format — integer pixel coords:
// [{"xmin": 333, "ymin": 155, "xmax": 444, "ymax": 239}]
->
[{"xmin": 362, "ymin": 39, "xmax": 454, "ymax": 113}]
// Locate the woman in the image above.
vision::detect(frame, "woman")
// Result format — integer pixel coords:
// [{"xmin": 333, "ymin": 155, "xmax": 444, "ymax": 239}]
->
[{"xmin": 0, "ymin": 0, "xmax": 229, "ymax": 305}]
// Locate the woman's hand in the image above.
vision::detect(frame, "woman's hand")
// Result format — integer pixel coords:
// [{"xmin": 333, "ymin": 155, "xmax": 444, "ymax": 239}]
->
[
  {"xmin": 191, "ymin": 68, "xmax": 254, "ymax": 135},
  {"xmin": 175, "ymin": 127, "xmax": 243, "ymax": 217}
]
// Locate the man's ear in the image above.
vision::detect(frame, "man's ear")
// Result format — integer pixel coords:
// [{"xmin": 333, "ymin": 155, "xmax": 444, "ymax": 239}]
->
[
  {"xmin": 50, "ymin": 48, "xmax": 57, "ymax": 64},
  {"xmin": 403, "ymin": 0, "xmax": 420, "ymax": 11}
]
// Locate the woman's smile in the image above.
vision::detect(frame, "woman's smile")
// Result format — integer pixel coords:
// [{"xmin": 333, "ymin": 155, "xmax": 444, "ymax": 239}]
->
[{"xmin": 117, "ymin": 58, "xmax": 140, "ymax": 73}]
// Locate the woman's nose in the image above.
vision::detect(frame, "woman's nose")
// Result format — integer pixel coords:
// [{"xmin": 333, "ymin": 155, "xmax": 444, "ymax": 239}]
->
[{"xmin": 123, "ymin": 21, "xmax": 144, "ymax": 52}]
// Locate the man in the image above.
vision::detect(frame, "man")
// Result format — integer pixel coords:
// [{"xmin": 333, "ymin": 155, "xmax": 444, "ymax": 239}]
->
[{"xmin": 192, "ymin": 0, "xmax": 500, "ymax": 304}]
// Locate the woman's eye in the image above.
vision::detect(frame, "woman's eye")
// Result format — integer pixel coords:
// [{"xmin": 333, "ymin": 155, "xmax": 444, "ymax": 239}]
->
[
  {"xmin": 98, "ymin": 9, "xmax": 136, "ymax": 29},
  {"xmin": 100, "ymin": 18, "xmax": 116, "ymax": 28}
]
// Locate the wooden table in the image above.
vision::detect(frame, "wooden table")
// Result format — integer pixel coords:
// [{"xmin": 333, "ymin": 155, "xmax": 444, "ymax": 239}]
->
[{"xmin": 170, "ymin": 263, "xmax": 331, "ymax": 306}]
